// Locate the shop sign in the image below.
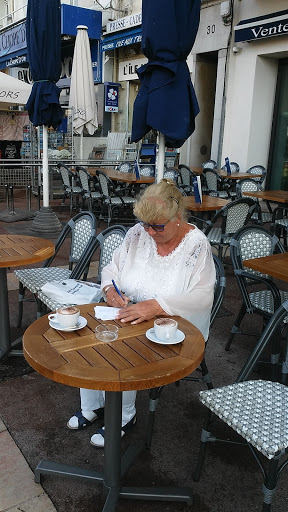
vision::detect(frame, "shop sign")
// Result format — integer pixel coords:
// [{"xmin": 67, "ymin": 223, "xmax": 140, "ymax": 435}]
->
[
  {"xmin": 235, "ymin": 9, "xmax": 288, "ymax": 43},
  {"xmin": 0, "ymin": 22, "xmax": 26, "ymax": 57},
  {"xmin": 106, "ymin": 13, "xmax": 142, "ymax": 34},
  {"xmin": 119, "ymin": 58, "xmax": 148, "ymax": 81},
  {"xmin": 104, "ymin": 83, "xmax": 119, "ymax": 112},
  {"xmin": 102, "ymin": 32, "xmax": 142, "ymax": 52}
]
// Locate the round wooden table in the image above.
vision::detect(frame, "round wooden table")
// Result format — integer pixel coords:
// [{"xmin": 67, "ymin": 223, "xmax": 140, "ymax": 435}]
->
[
  {"xmin": 0, "ymin": 234, "xmax": 55, "ymax": 359},
  {"xmin": 23, "ymin": 303, "xmax": 205, "ymax": 511}
]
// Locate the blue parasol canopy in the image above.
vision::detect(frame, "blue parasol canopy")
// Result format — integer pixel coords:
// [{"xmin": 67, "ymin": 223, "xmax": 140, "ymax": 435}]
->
[
  {"xmin": 25, "ymin": 0, "xmax": 63, "ymax": 129},
  {"xmin": 131, "ymin": 0, "xmax": 201, "ymax": 149}
]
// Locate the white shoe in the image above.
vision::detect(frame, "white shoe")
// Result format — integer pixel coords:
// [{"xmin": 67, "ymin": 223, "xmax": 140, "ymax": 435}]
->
[
  {"xmin": 90, "ymin": 415, "xmax": 137, "ymax": 448},
  {"xmin": 67, "ymin": 408, "xmax": 104, "ymax": 430}
]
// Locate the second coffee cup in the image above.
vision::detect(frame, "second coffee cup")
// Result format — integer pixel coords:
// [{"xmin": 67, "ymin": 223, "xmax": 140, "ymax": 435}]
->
[{"xmin": 154, "ymin": 318, "xmax": 178, "ymax": 341}]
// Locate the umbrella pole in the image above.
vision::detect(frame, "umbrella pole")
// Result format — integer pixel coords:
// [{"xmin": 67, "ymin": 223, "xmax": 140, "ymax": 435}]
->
[
  {"xmin": 156, "ymin": 132, "xmax": 165, "ymax": 183},
  {"xmin": 30, "ymin": 124, "xmax": 62, "ymax": 234},
  {"xmin": 42, "ymin": 125, "xmax": 49, "ymax": 207}
]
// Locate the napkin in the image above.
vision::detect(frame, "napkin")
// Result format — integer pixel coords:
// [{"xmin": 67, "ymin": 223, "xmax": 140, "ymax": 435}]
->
[{"xmin": 94, "ymin": 306, "xmax": 121, "ymax": 320}]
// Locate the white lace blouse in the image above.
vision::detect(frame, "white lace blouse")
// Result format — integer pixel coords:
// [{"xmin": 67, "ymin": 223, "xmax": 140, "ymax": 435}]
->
[{"xmin": 101, "ymin": 223, "xmax": 216, "ymax": 341}]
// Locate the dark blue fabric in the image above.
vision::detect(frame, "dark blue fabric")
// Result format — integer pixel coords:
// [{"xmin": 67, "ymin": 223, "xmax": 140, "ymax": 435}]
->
[
  {"xmin": 131, "ymin": 0, "xmax": 201, "ymax": 148},
  {"xmin": 25, "ymin": 0, "xmax": 63, "ymax": 128}
]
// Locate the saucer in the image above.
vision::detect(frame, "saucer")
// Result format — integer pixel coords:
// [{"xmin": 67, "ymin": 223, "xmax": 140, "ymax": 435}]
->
[
  {"xmin": 145, "ymin": 328, "xmax": 185, "ymax": 345},
  {"xmin": 49, "ymin": 316, "xmax": 87, "ymax": 332}
]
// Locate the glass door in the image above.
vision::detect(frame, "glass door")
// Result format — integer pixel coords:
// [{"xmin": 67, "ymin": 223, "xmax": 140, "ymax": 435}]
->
[{"xmin": 268, "ymin": 60, "xmax": 288, "ymax": 190}]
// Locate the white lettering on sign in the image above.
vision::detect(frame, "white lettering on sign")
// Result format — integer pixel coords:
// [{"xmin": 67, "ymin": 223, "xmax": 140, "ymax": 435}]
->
[
  {"xmin": 106, "ymin": 12, "xmax": 142, "ymax": 33},
  {"xmin": 251, "ymin": 22, "xmax": 288, "ymax": 38},
  {"xmin": 119, "ymin": 57, "xmax": 148, "ymax": 81}
]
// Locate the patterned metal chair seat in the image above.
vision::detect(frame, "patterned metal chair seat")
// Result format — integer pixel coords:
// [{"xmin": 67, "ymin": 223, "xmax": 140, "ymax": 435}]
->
[
  {"xmin": 193, "ymin": 300, "xmax": 288, "ymax": 512},
  {"xmin": 37, "ymin": 225, "xmax": 127, "ymax": 312},
  {"xmin": 202, "ymin": 198, "xmax": 256, "ymax": 259},
  {"xmin": 14, "ymin": 212, "xmax": 97, "ymax": 324},
  {"xmin": 200, "ymin": 380, "xmax": 288, "ymax": 459},
  {"xmin": 226, "ymin": 225, "xmax": 286, "ymax": 351}
]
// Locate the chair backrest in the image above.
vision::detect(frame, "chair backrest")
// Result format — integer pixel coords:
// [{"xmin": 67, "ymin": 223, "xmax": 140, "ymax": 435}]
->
[
  {"xmin": 246, "ymin": 165, "xmax": 266, "ymax": 184},
  {"xmin": 57, "ymin": 163, "xmax": 73, "ymax": 188},
  {"xmin": 230, "ymin": 225, "xmax": 285, "ymax": 277},
  {"xmin": 203, "ymin": 168, "xmax": 221, "ymax": 192},
  {"xmin": 210, "ymin": 254, "xmax": 226, "ymax": 328},
  {"xmin": 76, "ymin": 166, "xmax": 92, "ymax": 193},
  {"xmin": 96, "ymin": 169, "xmax": 114, "ymax": 198},
  {"xmin": 96, "ymin": 225, "xmax": 127, "ymax": 282},
  {"xmin": 118, "ymin": 162, "xmax": 133, "ymax": 173},
  {"xmin": 163, "ymin": 169, "xmax": 178, "ymax": 182},
  {"xmin": 70, "ymin": 225, "xmax": 127, "ymax": 283},
  {"xmin": 44, "ymin": 211, "xmax": 97, "ymax": 273},
  {"xmin": 236, "ymin": 178, "xmax": 261, "ymax": 201},
  {"xmin": 139, "ymin": 165, "xmax": 154, "ymax": 177},
  {"xmin": 202, "ymin": 160, "xmax": 217, "ymax": 169},
  {"xmin": 208, "ymin": 198, "xmax": 256, "ymax": 238},
  {"xmin": 178, "ymin": 164, "xmax": 196, "ymax": 187},
  {"xmin": 221, "ymin": 161, "xmax": 240, "ymax": 173}
]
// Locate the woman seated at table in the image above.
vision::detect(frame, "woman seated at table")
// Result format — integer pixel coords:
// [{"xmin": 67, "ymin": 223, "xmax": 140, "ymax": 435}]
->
[{"xmin": 68, "ymin": 179, "xmax": 216, "ymax": 447}]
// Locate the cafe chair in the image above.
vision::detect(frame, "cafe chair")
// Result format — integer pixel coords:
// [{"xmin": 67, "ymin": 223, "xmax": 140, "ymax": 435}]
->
[
  {"xmin": 14, "ymin": 211, "xmax": 97, "ymax": 325},
  {"xmin": 95, "ymin": 169, "xmax": 136, "ymax": 227},
  {"xmin": 271, "ymin": 206, "xmax": 288, "ymax": 249},
  {"xmin": 202, "ymin": 168, "xmax": 231, "ymax": 199},
  {"xmin": 225, "ymin": 225, "xmax": 287, "ymax": 354},
  {"xmin": 221, "ymin": 161, "xmax": 240, "ymax": 173},
  {"xmin": 139, "ymin": 164, "xmax": 154, "ymax": 177},
  {"xmin": 200, "ymin": 198, "xmax": 256, "ymax": 260},
  {"xmin": 201, "ymin": 160, "xmax": 217, "ymax": 169},
  {"xmin": 76, "ymin": 166, "xmax": 102, "ymax": 212},
  {"xmin": 236, "ymin": 178, "xmax": 272, "ymax": 225},
  {"xmin": 177, "ymin": 164, "xmax": 196, "ymax": 195},
  {"xmin": 117, "ymin": 162, "xmax": 133, "ymax": 173},
  {"xmin": 163, "ymin": 168, "xmax": 178, "ymax": 182},
  {"xmin": 193, "ymin": 300, "xmax": 288, "ymax": 512},
  {"xmin": 246, "ymin": 164, "xmax": 267, "ymax": 185},
  {"xmin": 36, "ymin": 225, "xmax": 127, "ymax": 313},
  {"xmin": 57, "ymin": 163, "xmax": 83, "ymax": 216},
  {"xmin": 145, "ymin": 254, "xmax": 226, "ymax": 450}
]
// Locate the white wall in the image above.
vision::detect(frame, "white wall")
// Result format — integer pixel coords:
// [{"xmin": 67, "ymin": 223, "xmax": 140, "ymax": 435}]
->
[{"xmin": 221, "ymin": 34, "xmax": 288, "ymax": 171}]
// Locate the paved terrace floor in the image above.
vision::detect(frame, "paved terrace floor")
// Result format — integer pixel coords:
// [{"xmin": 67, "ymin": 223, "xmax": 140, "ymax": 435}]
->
[{"xmin": 0, "ymin": 190, "xmax": 287, "ymax": 512}]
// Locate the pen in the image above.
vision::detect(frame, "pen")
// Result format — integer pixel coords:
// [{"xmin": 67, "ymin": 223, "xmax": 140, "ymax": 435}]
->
[{"xmin": 112, "ymin": 279, "xmax": 124, "ymax": 300}]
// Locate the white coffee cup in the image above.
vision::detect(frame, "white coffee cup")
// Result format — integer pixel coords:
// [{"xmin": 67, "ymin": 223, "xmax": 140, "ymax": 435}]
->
[
  {"xmin": 48, "ymin": 306, "xmax": 80, "ymax": 328},
  {"xmin": 154, "ymin": 318, "xmax": 178, "ymax": 342}
]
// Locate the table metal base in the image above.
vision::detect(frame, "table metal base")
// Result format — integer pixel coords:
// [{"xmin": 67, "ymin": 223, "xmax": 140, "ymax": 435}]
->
[{"xmin": 34, "ymin": 392, "xmax": 193, "ymax": 511}]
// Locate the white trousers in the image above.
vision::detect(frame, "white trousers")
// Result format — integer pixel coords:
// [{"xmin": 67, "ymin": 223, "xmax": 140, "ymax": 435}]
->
[{"xmin": 80, "ymin": 388, "xmax": 137, "ymax": 427}]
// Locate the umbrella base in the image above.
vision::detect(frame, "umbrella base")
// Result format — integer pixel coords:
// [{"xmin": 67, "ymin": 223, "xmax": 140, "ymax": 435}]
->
[
  {"xmin": 30, "ymin": 206, "xmax": 62, "ymax": 234},
  {"xmin": 0, "ymin": 209, "xmax": 36, "ymax": 223}
]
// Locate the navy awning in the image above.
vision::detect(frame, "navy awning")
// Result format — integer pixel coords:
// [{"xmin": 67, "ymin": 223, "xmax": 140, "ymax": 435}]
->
[
  {"xmin": 235, "ymin": 9, "xmax": 288, "ymax": 43},
  {"xmin": 101, "ymin": 28, "xmax": 142, "ymax": 52}
]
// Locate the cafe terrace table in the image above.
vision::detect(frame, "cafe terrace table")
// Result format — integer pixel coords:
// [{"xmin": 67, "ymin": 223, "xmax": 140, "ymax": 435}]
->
[
  {"xmin": 0, "ymin": 234, "xmax": 55, "ymax": 360},
  {"xmin": 243, "ymin": 189, "xmax": 288, "ymax": 204},
  {"xmin": 87, "ymin": 167, "xmax": 155, "ymax": 184},
  {"xmin": 192, "ymin": 167, "xmax": 263, "ymax": 179},
  {"xmin": 23, "ymin": 304, "xmax": 205, "ymax": 511},
  {"xmin": 243, "ymin": 252, "xmax": 288, "ymax": 282},
  {"xmin": 183, "ymin": 195, "xmax": 229, "ymax": 212}
]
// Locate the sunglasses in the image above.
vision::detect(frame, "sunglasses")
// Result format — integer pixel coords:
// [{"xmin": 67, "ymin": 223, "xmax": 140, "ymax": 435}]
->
[{"xmin": 138, "ymin": 221, "xmax": 168, "ymax": 232}]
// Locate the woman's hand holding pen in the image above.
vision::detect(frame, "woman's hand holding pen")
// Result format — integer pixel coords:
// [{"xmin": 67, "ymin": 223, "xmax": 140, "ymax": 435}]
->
[
  {"xmin": 105, "ymin": 287, "xmax": 129, "ymax": 308},
  {"xmin": 116, "ymin": 299, "xmax": 165, "ymax": 325}
]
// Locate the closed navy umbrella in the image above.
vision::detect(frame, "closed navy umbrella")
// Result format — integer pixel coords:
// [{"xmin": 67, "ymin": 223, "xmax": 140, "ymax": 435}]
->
[
  {"xmin": 131, "ymin": 0, "xmax": 201, "ymax": 181},
  {"xmin": 25, "ymin": 0, "xmax": 63, "ymax": 231}
]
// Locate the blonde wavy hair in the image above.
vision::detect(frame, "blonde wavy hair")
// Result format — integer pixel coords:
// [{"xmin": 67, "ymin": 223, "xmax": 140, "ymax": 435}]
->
[{"xmin": 133, "ymin": 179, "xmax": 187, "ymax": 223}]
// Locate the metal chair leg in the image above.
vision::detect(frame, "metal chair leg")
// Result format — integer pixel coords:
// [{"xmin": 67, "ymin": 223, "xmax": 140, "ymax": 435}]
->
[
  {"xmin": 225, "ymin": 302, "xmax": 246, "ymax": 351},
  {"xmin": 145, "ymin": 386, "xmax": 163, "ymax": 450},
  {"xmin": 262, "ymin": 457, "xmax": 279, "ymax": 512},
  {"xmin": 192, "ymin": 409, "xmax": 213, "ymax": 482}
]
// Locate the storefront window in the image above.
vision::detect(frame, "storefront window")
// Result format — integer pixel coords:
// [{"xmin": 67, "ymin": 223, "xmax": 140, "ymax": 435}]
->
[{"xmin": 269, "ymin": 60, "xmax": 288, "ymax": 190}]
